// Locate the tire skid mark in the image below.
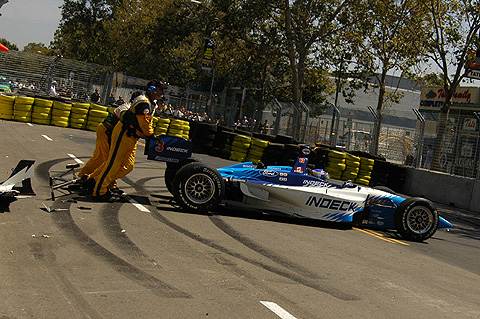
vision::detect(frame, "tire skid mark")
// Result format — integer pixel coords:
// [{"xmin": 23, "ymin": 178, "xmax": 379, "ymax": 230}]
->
[
  {"xmin": 37, "ymin": 159, "xmax": 190, "ymax": 299},
  {"xmin": 208, "ymin": 215, "xmax": 321, "ymax": 279},
  {"xmin": 30, "ymin": 241, "xmax": 104, "ymax": 319},
  {"xmin": 99, "ymin": 202, "xmax": 161, "ymax": 270},
  {"xmin": 51, "ymin": 208, "xmax": 190, "ymax": 298},
  {"xmin": 150, "ymin": 209, "xmax": 359, "ymax": 301}
]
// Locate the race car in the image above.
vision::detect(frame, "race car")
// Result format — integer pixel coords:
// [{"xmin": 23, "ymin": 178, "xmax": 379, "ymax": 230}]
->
[{"xmin": 147, "ymin": 137, "xmax": 452, "ymax": 242}]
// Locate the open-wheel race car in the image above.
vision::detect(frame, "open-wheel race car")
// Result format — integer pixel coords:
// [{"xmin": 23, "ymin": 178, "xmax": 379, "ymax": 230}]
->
[{"xmin": 146, "ymin": 136, "xmax": 452, "ymax": 242}]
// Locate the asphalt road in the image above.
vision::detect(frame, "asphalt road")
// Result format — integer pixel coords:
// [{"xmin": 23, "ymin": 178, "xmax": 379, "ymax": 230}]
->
[{"xmin": 1, "ymin": 120, "xmax": 479, "ymax": 319}]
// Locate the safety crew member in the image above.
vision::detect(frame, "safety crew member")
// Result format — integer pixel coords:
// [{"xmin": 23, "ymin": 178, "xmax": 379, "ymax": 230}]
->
[
  {"xmin": 78, "ymin": 92, "xmax": 143, "ymax": 193},
  {"xmin": 86, "ymin": 80, "xmax": 167, "ymax": 200}
]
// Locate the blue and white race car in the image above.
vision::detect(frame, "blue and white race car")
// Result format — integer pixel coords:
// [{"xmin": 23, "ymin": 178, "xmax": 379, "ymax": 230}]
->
[{"xmin": 148, "ymin": 137, "xmax": 452, "ymax": 242}]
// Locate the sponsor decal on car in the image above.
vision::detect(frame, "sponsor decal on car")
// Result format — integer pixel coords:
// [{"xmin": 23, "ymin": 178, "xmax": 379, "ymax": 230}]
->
[
  {"xmin": 305, "ymin": 195, "xmax": 357, "ymax": 211},
  {"xmin": 260, "ymin": 170, "xmax": 279, "ymax": 177}
]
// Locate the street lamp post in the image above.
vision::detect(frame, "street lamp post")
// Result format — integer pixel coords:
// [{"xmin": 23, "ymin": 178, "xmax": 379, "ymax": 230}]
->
[{"xmin": 330, "ymin": 53, "xmax": 351, "ymax": 146}]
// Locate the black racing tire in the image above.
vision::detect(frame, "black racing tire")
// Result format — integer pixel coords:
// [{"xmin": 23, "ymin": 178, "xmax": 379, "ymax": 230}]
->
[
  {"xmin": 172, "ymin": 162, "xmax": 225, "ymax": 213},
  {"xmin": 164, "ymin": 158, "xmax": 199, "ymax": 194},
  {"xmin": 394, "ymin": 197, "xmax": 439, "ymax": 242}
]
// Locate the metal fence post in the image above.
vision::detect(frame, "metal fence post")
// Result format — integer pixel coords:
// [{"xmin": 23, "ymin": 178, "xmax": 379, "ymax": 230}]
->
[{"xmin": 413, "ymin": 108, "xmax": 426, "ymax": 168}]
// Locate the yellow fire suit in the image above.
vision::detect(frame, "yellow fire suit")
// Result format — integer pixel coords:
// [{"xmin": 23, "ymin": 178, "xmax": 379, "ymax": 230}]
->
[
  {"xmin": 88, "ymin": 95, "xmax": 154, "ymax": 197},
  {"xmin": 78, "ymin": 103, "xmax": 130, "ymax": 190}
]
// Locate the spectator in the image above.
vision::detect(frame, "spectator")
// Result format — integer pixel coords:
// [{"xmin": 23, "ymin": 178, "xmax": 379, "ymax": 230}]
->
[
  {"xmin": 58, "ymin": 84, "xmax": 67, "ymax": 96},
  {"xmin": 115, "ymin": 96, "xmax": 125, "ymax": 106},
  {"xmin": 49, "ymin": 81, "xmax": 57, "ymax": 96},
  {"xmin": 424, "ymin": 145, "xmax": 433, "ymax": 169},
  {"xmin": 77, "ymin": 88, "xmax": 89, "ymax": 101},
  {"xmin": 90, "ymin": 88, "xmax": 100, "ymax": 103},
  {"xmin": 68, "ymin": 88, "xmax": 76, "ymax": 99},
  {"xmin": 263, "ymin": 119, "xmax": 269, "ymax": 134},
  {"xmin": 108, "ymin": 93, "xmax": 116, "ymax": 106}
]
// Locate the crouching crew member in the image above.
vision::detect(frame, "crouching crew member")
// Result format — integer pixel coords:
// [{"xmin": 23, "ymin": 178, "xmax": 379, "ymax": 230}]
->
[{"xmin": 86, "ymin": 80, "xmax": 167, "ymax": 201}]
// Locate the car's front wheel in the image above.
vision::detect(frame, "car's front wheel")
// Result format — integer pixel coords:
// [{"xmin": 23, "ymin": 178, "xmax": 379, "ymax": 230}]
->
[
  {"xmin": 172, "ymin": 162, "xmax": 225, "ymax": 214},
  {"xmin": 394, "ymin": 198, "xmax": 439, "ymax": 242}
]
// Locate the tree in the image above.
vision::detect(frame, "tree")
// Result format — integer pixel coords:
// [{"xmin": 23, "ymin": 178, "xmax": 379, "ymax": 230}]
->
[
  {"xmin": 349, "ymin": 0, "xmax": 425, "ymax": 155},
  {"xmin": 0, "ymin": 38, "xmax": 18, "ymax": 51},
  {"xmin": 53, "ymin": 0, "xmax": 117, "ymax": 64},
  {"xmin": 417, "ymin": 0, "xmax": 480, "ymax": 171},
  {"xmin": 22, "ymin": 42, "xmax": 53, "ymax": 55}
]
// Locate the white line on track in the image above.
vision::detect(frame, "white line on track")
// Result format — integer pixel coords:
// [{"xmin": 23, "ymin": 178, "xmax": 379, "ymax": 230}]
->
[
  {"xmin": 42, "ymin": 134, "xmax": 53, "ymax": 141},
  {"xmin": 27, "ymin": 123, "xmax": 33, "ymax": 127},
  {"xmin": 67, "ymin": 153, "xmax": 84, "ymax": 164},
  {"xmin": 260, "ymin": 301, "xmax": 297, "ymax": 319},
  {"xmin": 128, "ymin": 197, "xmax": 150, "ymax": 213}
]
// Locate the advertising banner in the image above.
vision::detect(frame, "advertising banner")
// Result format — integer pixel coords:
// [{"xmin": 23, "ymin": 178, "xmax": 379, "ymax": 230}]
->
[
  {"xmin": 201, "ymin": 39, "xmax": 215, "ymax": 72},
  {"xmin": 420, "ymin": 86, "xmax": 480, "ymax": 109}
]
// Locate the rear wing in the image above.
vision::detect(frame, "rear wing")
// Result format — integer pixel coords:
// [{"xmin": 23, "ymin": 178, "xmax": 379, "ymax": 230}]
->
[{"xmin": 145, "ymin": 135, "xmax": 192, "ymax": 164}]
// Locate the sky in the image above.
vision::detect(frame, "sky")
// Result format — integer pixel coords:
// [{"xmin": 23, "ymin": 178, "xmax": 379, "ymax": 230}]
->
[{"xmin": 0, "ymin": 0, "xmax": 63, "ymax": 49}]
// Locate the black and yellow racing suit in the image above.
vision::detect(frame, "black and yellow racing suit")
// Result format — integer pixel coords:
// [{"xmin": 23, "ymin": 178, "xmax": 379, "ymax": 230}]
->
[{"xmin": 89, "ymin": 95, "xmax": 154, "ymax": 197}]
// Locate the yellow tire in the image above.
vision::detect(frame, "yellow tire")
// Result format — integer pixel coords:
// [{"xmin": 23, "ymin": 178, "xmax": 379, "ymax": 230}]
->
[
  {"xmin": 14, "ymin": 103, "xmax": 33, "ymax": 112},
  {"xmin": 70, "ymin": 112, "xmax": 87, "ymax": 120},
  {"xmin": 90, "ymin": 103, "xmax": 107, "ymax": 112},
  {"xmin": 0, "ymin": 94, "xmax": 16, "ymax": 103},
  {"xmin": 89, "ymin": 109, "xmax": 108, "ymax": 118},
  {"xmin": 360, "ymin": 157, "xmax": 375, "ymax": 165},
  {"xmin": 69, "ymin": 123, "xmax": 85, "ymax": 129},
  {"xmin": 73, "ymin": 102, "xmax": 90, "ymax": 109},
  {"xmin": 32, "ymin": 106, "xmax": 51, "ymax": 114},
  {"xmin": 328, "ymin": 150, "xmax": 347, "ymax": 159},
  {"xmin": 13, "ymin": 116, "xmax": 31, "ymax": 122},
  {"xmin": 31, "ymin": 112, "xmax": 51, "ymax": 120},
  {"xmin": 13, "ymin": 110, "xmax": 31, "ymax": 117},
  {"xmin": 51, "ymin": 120, "xmax": 69, "ymax": 127},
  {"xmin": 251, "ymin": 139, "xmax": 269, "ymax": 148},
  {"xmin": 71, "ymin": 107, "xmax": 89, "ymax": 115},
  {"xmin": 69, "ymin": 117, "xmax": 86, "ymax": 124},
  {"xmin": 15, "ymin": 96, "xmax": 34, "ymax": 104},
  {"xmin": 32, "ymin": 118, "xmax": 50, "ymax": 125},
  {"xmin": 52, "ymin": 109, "xmax": 71, "ymax": 117},
  {"xmin": 34, "ymin": 98, "xmax": 53, "ymax": 107},
  {"xmin": 53, "ymin": 101, "xmax": 72, "ymax": 110},
  {"xmin": 51, "ymin": 115, "xmax": 70, "ymax": 122},
  {"xmin": 234, "ymin": 135, "xmax": 252, "ymax": 143}
]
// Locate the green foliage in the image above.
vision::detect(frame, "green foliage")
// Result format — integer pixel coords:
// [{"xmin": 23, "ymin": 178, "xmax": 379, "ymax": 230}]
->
[
  {"xmin": 22, "ymin": 43, "xmax": 53, "ymax": 55},
  {"xmin": 0, "ymin": 38, "xmax": 18, "ymax": 51}
]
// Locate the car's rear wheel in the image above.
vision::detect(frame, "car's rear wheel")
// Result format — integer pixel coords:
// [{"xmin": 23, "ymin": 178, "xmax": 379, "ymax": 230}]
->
[
  {"xmin": 394, "ymin": 198, "xmax": 439, "ymax": 242},
  {"xmin": 172, "ymin": 162, "xmax": 225, "ymax": 213}
]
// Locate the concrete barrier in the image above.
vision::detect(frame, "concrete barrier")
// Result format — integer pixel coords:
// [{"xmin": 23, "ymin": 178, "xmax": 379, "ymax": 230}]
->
[{"xmin": 402, "ymin": 167, "xmax": 479, "ymax": 214}]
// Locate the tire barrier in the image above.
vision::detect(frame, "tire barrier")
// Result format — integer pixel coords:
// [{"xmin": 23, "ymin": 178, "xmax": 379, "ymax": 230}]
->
[
  {"xmin": 86, "ymin": 103, "xmax": 108, "ymax": 131},
  {"xmin": 326, "ymin": 150, "xmax": 347, "ymax": 180},
  {"xmin": 70, "ymin": 102, "xmax": 90, "ymax": 129},
  {"xmin": 190, "ymin": 122, "xmax": 217, "ymax": 154},
  {"xmin": 1, "ymin": 94, "xmax": 410, "ymax": 190},
  {"xmin": 246, "ymin": 138, "xmax": 269, "ymax": 164},
  {"xmin": 31, "ymin": 97, "xmax": 54, "ymax": 125},
  {"xmin": 210, "ymin": 126, "xmax": 235, "ymax": 159},
  {"xmin": 51, "ymin": 101, "xmax": 72, "ymax": 128},
  {"xmin": 342, "ymin": 153, "xmax": 361, "ymax": 181},
  {"xmin": 167, "ymin": 119, "xmax": 190, "ymax": 140},
  {"xmin": 0, "ymin": 94, "xmax": 16, "ymax": 120},
  {"xmin": 13, "ymin": 96, "xmax": 34, "ymax": 123},
  {"xmin": 230, "ymin": 134, "xmax": 251, "ymax": 162},
  {"xmin": 262, "ymin": 142, "xmax": 285, "ymax": 165}
]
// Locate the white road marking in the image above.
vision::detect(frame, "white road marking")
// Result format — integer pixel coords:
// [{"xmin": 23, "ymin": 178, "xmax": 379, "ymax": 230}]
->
[
  {"xmin": 260, "ymin": 301, "xmax": 297, "ymax": 319},
  {"xmin": 42, "ymin": 134, "xmax": 53, "ymax": 141},
  {"xmin": 27, "ymin": 123, "xmax": 33, "ymax": 127},
  {"xmin": 128, "ymin": 197, "xmax": 150, "ymax": 213},
  {"xmin": 67, "ymin": 153, "xmax": 84, "ymax": 164}
]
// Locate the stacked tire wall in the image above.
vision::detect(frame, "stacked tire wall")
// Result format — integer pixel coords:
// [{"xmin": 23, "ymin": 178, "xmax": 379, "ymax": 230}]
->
[{"xmin": 1, "ymin": 93, "xmax": 407, "ymax": 191}]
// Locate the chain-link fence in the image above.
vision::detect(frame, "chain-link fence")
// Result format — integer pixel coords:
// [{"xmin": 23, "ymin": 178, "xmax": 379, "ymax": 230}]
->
[{"xmin": 415, "ymin": 107, "xmax": 480, "ymax": 180}]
